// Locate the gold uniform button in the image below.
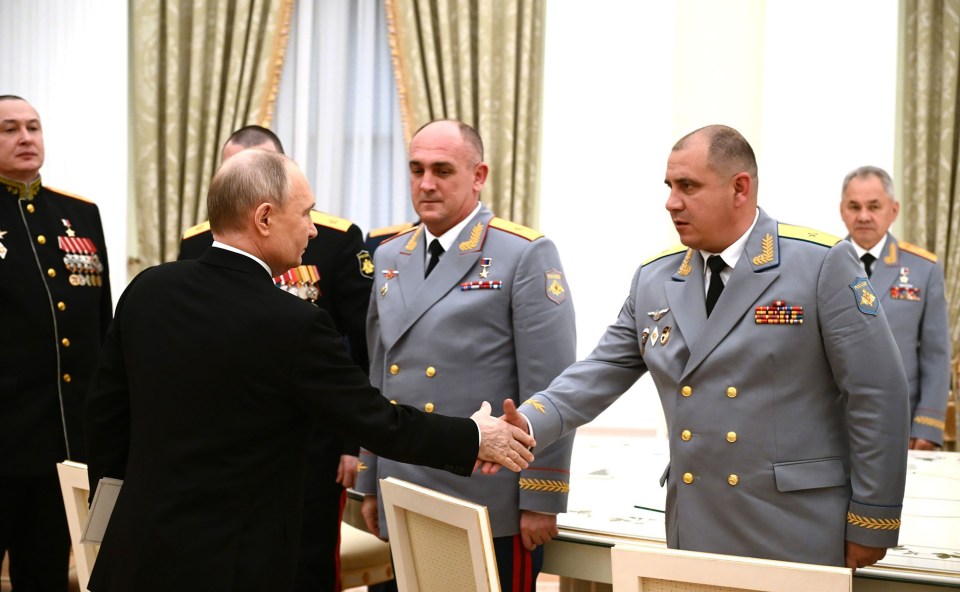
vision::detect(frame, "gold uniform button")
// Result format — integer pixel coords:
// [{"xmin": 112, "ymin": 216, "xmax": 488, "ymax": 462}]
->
[
  {"xmin": 37, "ymin": 235, "xmax": 46, "ymax": 245},
  {"xmin": 681, "ymin": 385, "xmax": 692, "ymax": 397},
  {"xmin": 389, "ymin": 400, "xmax": 397, "ymax": 405},
  {"xmin": 726, "ymin": 387, "xmax": 738, "ymax": 398},
  {"xmin": 424, "ymin": 403, "xmax": 434, "ymax": 413},
  {"xmin": 425, "ymin": 366, "xmax": 436, "ymax": 378},
  {"xmin": 728, "ymin": 474, "xmax": 739, "ymax": 486},
  {"xmin": 61, "ymin": 338, "xmax": 71, "ymax": 347},
  {"xmin": 680, "ymin": 429, "xmax": 692, "ymax": 441},
  {"xmin": 47, "ymin": 268, "xmax": 56, "ymax": 278},
  {"xmin": 57, "ymin": 302, "xmax": 66, "ymax": 311},
  {"xmin": 726, "ymin": 431, "xmax": 737, "ymax": 443},
  {"xmin": 26, "ymin": 203, "xmax": 35, "ymax": 213},
  {"xmin": 62, "ymin": 374, "xmax": 72, "ymax": 383},
  {"xmin": 389, "ymin": 364, "xmax": 399, "ymax": 375},
  {"xmin": 682, "ymin": 472, "xmax": 694, "ymax": 484}
]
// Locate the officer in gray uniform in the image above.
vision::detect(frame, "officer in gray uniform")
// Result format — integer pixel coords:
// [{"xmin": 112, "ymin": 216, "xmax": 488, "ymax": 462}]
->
[
  {"xmin": 358, "ymin": 120, "xmax": 576, "ymax": 591},
  {"xmin": 840, "ymin": 165, "xmax": 951, "ymax": 449},
  {"xmin": 512, "ymin": 125, "xmax": 909, "ymax": 570}
]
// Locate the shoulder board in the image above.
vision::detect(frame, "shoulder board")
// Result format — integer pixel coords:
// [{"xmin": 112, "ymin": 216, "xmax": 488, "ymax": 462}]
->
[
  {"xmin": 380, "ymin": 224, "xmax": 419, "ymax": 245},
  {"xmin": 777, "ymin": 223, "xmax": 841, "ymax": 247},
  {"xmin": 488, "ymin": 217, "xmax": 543, "ymax": 241},
  {"xmin": 310, "ymin": 211, "xmax": 353, "ymax": 232},
  {"xmin": 643, "ymin": 243, "xmax": 687, "ymax": 266},
  {"xmin": 898, "ymin": 241, "xmax": 938, "ymax": 262},
  {"xmin": 45, "ymin": 185, "xmax": 95, "ymax": 204},
  {"xmin": 182, "ymin": 220, "xmax": 211, "ymax": 240},
  {"xmin": 368, "ymin": 221, "xmax": 415, "ymax": 238}
]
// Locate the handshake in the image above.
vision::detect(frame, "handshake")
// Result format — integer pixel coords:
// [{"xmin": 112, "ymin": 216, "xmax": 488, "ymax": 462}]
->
[{"xmin": 470, "ymin": 399, "xmax": 533, "ymax": 473}]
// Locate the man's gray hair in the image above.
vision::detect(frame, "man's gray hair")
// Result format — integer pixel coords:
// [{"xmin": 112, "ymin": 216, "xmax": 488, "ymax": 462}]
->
[
  {"xmin": 208, "ymin": 150, "xmax": 290, "ymax": 233},
  {"xmin": 841, "ymin": 166, "xmax": 895, "ymax": 201}
]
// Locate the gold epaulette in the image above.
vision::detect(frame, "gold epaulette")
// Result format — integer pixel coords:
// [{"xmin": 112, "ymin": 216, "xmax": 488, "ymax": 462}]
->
[
  {"xmin": 182, "ymin": 220, "xmax": 211, "ymax": 240},
  {"xmin": 381, "ymin": 224, "xmax": 420, "ymax": 245},
  {"xmin": 368, "ymin": 221, "xmax": 414, "ymax": 238},
  {"xmin": 777, "ymin": 224, "xmax": 841, "ymax": 247},
  {"xmin": 310, "ymin": 211, "xmax": 353, "ymax": 232},
  {"xmin": 488, "ymin": 217, "xmax": 543, "ymax": 241},
  {"xmin": 643, "ymin": 243, "xmax": 686, "ymax": 266},
  {"xmin": 45, "ymin": 185, "xmax": 95, "ymax": 204},
  {"xmin": 898, "ymin": 241, "xmax": 938, "ymax": 263}
]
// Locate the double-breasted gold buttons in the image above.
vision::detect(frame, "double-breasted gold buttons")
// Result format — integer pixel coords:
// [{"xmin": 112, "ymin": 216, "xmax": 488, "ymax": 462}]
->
[
  {"xmin": 681, "ymin": 385, "xmax": 692, "ymax": 397},
  {"xmin": 726, "ymin": 431, "xmax": 737, "ymax": 443},
  {"xmin": 682, "ymin": 472, "xmax": 694, "ymax": 484},
  {"xmin": 425, "ymin": 366, "xmax": 436, "ymax": 378},
  {"xmin": 389, "ymin": 364, "xmax": 399, "ymax": 375},
  {"xmin": 726, "ymin": 387, "xmax": 738, "ymax": 398},
  {"xmin": 680, "ymin": 429, "xmax": 692, "ymax": 441},
  {"xmin": 424, "ymin": 403, "xmax": 435, "ymax": 413},
  {"xmin": 728, "ymin": 474, "xmax": 739, "ymax": 486},
  {"xmin": 37, "ymin": 235, "xmax": 46, "ymax": 245}
]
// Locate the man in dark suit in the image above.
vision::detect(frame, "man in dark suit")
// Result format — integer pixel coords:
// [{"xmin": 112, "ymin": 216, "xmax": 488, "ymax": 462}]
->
[
  {"xmin": 83, "ymin": 149, "xmax": 535, "ymax": 592},
  {"xmin": 0, "ymin": 95, "xmax": 112, "ymax": 592},
  {"xmin": 178, "ymin": 125, "xmax": 373, "ymax": 590}
]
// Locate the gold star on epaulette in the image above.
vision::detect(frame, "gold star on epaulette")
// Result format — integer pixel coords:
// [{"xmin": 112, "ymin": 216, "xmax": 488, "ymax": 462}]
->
[{"xmin": 523, "ymin": 398, "xmax": 546, "ymax": 414}]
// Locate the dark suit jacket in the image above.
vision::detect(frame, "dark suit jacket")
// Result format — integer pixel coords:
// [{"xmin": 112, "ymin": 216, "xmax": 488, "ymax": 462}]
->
[{"xmin": 84, "ymin": 247, "xmax": 477, "ymax": 592}]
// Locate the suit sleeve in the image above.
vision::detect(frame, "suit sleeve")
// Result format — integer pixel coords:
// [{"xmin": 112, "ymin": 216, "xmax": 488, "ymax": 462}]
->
[
  {"xmin": 914, "ymin": 261, "xmax": 951, "ymax": 444},
  {"xmin": 511, "ymin": 238, "xmax": 578, "ymax": 513},
  {"xmin": 522, "ymin": 265, "xmax": 648, "ymax": 451},
  {"xmin": 292, "ymin": 307, "xmax": 478, "ymax": 475},
  {"xmin": 818, "ymin": 243, "xmax": 909, "ymax": 548}
]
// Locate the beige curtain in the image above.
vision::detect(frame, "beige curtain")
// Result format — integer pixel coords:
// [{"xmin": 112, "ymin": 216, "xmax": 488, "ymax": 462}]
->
[
  {"xmin": 385, "ymin": 0, "xmax": 545, "ymax": 226},
  {"xmin": 901, "ymin": 0, "xmax": 960, "ymax": 351},
  {"xmin": 130, "ymin": 0, "xmax": 293, "ymax": 270}
]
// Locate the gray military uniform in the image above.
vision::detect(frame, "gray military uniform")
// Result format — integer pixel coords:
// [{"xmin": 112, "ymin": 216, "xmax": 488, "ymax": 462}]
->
[
  {"xmin": 358, "ymin": 204, "xmax": 577, "ymax": 537},
  {"xmin": 854, "ymin": 233, "xmax": 951, "ymax": 445},
  {"xmin": 521, "ymin": 209, "xmax": 909, "ymax": 566}
]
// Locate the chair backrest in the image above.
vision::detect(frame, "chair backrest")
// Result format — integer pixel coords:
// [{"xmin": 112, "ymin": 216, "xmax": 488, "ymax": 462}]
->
[
  {"xmin": 379, "ymin": 477, "xmax": 500, "ymax": 592},
  {"xmin": 56, "ymin": 461, "xmax": 98, "ymax": 592},
  {"xmin": 611, "ymin": 544, "xmax": 851, "ymax": 592}
]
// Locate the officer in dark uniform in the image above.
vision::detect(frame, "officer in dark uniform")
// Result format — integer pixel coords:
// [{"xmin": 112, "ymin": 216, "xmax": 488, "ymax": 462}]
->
[
  {"xmin": 178, "ymin": 125, "xmax": 374, "ymax": 592},
  {"xmin": 0, "ymin": 95, "xmax": 113, "ymax": 591}
]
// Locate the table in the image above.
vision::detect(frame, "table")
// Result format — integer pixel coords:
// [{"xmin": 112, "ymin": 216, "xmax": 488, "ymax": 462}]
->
[{"xmin": 544, "ymin": 432, "xmax": 960, "ymax": 591}]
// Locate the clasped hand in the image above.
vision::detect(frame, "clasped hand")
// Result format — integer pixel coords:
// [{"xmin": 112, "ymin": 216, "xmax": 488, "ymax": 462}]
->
[{"xmin": 471, "ymin": 400, "xmax": 535, "ymax": 472}]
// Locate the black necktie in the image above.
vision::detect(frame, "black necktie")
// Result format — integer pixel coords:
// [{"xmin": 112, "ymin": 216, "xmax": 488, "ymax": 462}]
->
[
  {"xmin": 425, "ymin": 239, "xmax": 444, "ymax": 277},
  {"xmin": 705, "ymin": 255, "xmax": 727, "ymax": 317},
  {"xmin": 861, "ymin": 253, "xmax": 876, "ymax": 278}
]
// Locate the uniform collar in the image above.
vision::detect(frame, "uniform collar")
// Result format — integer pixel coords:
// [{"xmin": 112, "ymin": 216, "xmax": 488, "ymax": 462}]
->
[
  {"xmin": 422, "ymin": 202, "xmax": 483, "ymax": 255},
  {"xmin": 0, "ymin": 174, "xmax": 42, "ymax": 200},
  {"xmin": 848, "ymin": 234, "xmax": 889, "ymax": 261}
]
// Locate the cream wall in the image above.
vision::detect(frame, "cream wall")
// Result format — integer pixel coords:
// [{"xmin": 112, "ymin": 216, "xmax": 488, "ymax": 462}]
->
[{"xmin": 538, "ymin": 0, "xmax": 899, "ymax": 433}]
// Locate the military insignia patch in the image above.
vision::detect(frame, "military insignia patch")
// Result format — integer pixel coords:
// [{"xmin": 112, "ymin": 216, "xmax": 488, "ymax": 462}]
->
[
  {"xmin": 545, "ymin": 269, "xmax": 568, "ymax": 304},
  {"xmin": 849, "ymin": 277, "xmax": 879, "ymax": 316},
  {"xmin": 357, "ymin": 250, "xmax": 374, "ymax": 278},
  {"xmin": 523, "ymin": 398, "xmax": 546, "ymax": 414}
]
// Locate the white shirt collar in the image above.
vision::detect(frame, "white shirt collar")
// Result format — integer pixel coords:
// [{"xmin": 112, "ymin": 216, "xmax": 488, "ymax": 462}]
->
[
  {"xmin": 849, "ymin": 236, "xmax": 888, "ymax": 261},
  {"xmin": 699, "ymin": 208, "xmax": 760, "ymax": 280},
  {"xmin": 422, "ymin": 202, "xmax": 483, "ymax": 256},
  {"xmin": 212, "ymin": 241, "xmax": 273, "ymax": 276}
]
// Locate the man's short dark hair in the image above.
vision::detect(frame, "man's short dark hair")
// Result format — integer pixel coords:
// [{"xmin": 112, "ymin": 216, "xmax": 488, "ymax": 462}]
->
[
  {"xmin": 674, "ymin": 124, "xmax": 758, "ymax": 179},
  {"xmin": 224, "ymin": 125, "xmax": 285, "ymax": 154},
  {"xmin": 413, "ymin": 119, "xmax": 484, "ymax": 162},
  {"xmin": 208, "ymin": 150, "xmax": 290, "ymax": 234},
  {"xmin": 0, "ymin": 95, "xmax": 27, "ymax": 103}
]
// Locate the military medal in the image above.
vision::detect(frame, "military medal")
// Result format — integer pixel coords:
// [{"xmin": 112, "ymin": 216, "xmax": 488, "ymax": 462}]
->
[
  {"xmin": 647, "ymin": 308, "xmax": 669, "ymax": 321},
  {"xmin": 461, "ymin": 280, "xmax": 502, "ymax": 291},
  {"xmin": 890, "ymin": 267, "xmax": 921, "ymax": 301},
  {"xmin": 58, "ymin": 220, "xmax": 104, "ymax": 287},
  {"xmin": 660, "ymin": 325, "xmax": 671, "ymax": 345},
  {"xmin": 755, "ymin": 300, "xmax": 803, "ymax": 325},
  {"xmin": 640, "ymin": 328, "xmax": 650, "ymax": 355},
  {"xmin": 479, "ymin": 257, "xmax": 492, "ymax": 279},
  {"xmin": 381, "ymin": 268, "xmax": 398, "ymax": 298},
  {"xmin": 650, "ymin": 326, "xmax": 659, "ymax": 348}
]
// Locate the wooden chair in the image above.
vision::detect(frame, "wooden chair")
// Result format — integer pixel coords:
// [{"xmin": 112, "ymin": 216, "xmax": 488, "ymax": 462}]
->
[
  {"xmin": 56, "ymin": 461, "xmax": 98, "ymax": 592},
  {"xmin": 611, "ymin": 544, "xmax": 850, "ymax": 592},
  {"xmin": 379, "ymin": 477, "xmax": 499, "ymax": 592}
]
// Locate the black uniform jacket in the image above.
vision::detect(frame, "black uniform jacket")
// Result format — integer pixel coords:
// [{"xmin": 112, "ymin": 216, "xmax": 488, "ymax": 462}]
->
[
  {"xmin": 0, "ymin": 176, "xmax": 112, "ymax": 475},
  {"xmin": 83, "ymin": 247, "xmax": 477, "ymax": 592}
]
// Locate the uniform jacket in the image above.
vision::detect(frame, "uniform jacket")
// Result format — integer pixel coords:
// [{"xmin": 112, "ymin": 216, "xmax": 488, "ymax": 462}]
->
[
  {"xmin": 521, "ymin": 209, "xmax": 910, "ymax": 566},
  {"xmin": 179, "ymin": 211, "xmax": 373, "ymax": 467},
  {"xmin": 854, "ymin": 233, "xmax": 951, "ymax": 444},
  {"xmin": 84, "ymin": 247, "xmax": 478, "ymax": 592},
  {"xmin": 364, "ymin": 221, "xmax": 416, "ymax": 256},
  {"xmin": 0, "ymin": 176, "xmax": 112, "ymax": 475},
  {"xmin": 357, "ymin": 204, "xmax": 577, "ymax": 538}
]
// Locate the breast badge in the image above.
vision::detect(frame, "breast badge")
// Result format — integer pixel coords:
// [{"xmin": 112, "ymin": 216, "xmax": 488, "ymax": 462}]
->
[
  {"xmin": 890, "ymin": 267, "xmax": 921, "ymax": 301},
  {"xmin": 380, "ymin": 269, "xmax": 398, "ymax": 298},
  {"xmin": 849, "ymin": 277, "xmax": 879, "ymax": 316},
  {"xmin": 275, "ymin": 265, "xmax": 321, "ymax": 302},
  {"xmin": 647, "ymin": 308, "xmax": 669, "ymax": 321},
  {"xmin": 59, "ymin": 219, "xmax": 104, "ymax": 287},
  {"xmin": 754, "ymin": 300, "xmax": 803, "ymax": 325}
]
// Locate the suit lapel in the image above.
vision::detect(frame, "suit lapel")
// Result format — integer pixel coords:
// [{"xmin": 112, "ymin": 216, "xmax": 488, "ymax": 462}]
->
[
  {"xmin": 682, "ymin": 212, "xmax": 780, "ymax": 378},
  {"xmin": 664, "ymin": 249, "xmax": 707, "ymax": 353},
  {"xmin": 873, "ymin": 235, "xmax": 898, "ymax": 305},
  {"xmin": 391, "ymin": 207, "xmax": 491, "ymax": 344}
]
